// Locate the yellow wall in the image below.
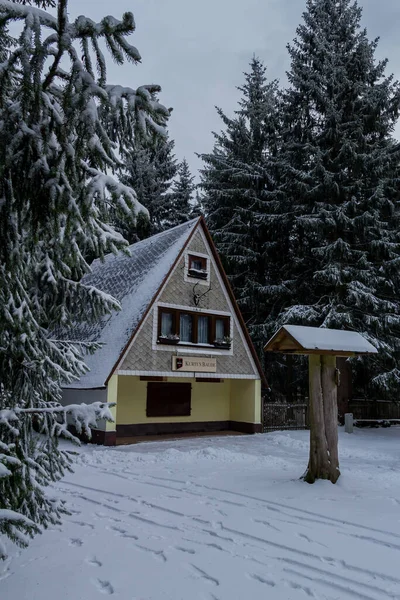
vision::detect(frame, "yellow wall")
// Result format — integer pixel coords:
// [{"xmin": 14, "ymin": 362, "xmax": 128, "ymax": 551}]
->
[
  {"xmin": 230, "ymin": 379, "xmax": 261, "ymax": 424},
  {"xmin": 106, "ymin": 374, "xmax": 118, "ymax": 431},
  {"xmin": 117, "ymin": 376, "xmax": 231, "ymax": 424},
  {"xmin": 115, "ymin": 375, "xmax": 261, "ymax": 426}
]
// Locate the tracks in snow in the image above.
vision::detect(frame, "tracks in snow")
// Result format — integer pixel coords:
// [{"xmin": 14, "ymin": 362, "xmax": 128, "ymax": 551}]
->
[{"xmin": 55, "ymin": 464, "xmax": 400, "ymax": 600}]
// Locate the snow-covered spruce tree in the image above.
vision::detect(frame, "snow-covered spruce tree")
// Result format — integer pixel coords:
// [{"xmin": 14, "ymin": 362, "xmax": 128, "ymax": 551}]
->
[
  {"xmin": 190, "ymin": 190, "xmax": 205, "ymax": 219},
  {"xmin": 119, "ymin": 134, "xmax": 178, "ymax": 241},
  {"xmin": 281, "ymin": 0, "xmax": 400, "ymax": 398},
  {"xmin": 200, "ymin": 58, "xmax": 289, "ymax": 367},
  {"xmin": 200, "ymin": 111, "xmax": 252, "ymax": 257},
  {"xmin": 167, "ymin": 158, "xmax": 196, "ymax": 227},
  {"xmin": 0, "ymin": 0, "xmax": 169, "ymax": 557}
]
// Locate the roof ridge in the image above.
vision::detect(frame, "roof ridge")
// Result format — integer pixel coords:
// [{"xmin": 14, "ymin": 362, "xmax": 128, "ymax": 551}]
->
[
  {"xmin": 91, "ymin": 218, "xmax": 200, "ymax": 268},
  {"xmin": 126, "ymin": 217, "xmax": 200, "ymax": 253}
]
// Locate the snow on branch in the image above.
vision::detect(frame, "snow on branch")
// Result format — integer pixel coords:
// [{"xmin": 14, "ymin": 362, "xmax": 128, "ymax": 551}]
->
[
  {"xmin": 0, "ymin": 0, "xmax": 172, "ymax": 564},
  {"xmin": 0, "ymin": 400, "xmax": 115, "ymax": 559},
  {"xmin": 105, "ymin": 84, "xmax": 170, "ymax": 147},
  {"xmin": 82, "ymin": 163, "xmax": 148, "ymax": 219},
  {"xmin": 0, "ymin": 1, "xmax": 140, "ymax": 62},
  {"xmin": 0, "ymin": 401, "xmax": 115, "ymax": 443},
  {"xmin": 72, "ymin": 13, "xmax": 140, "ymax": 62},
  {"xmin": 0, "ymin": 0, "xmax": 57, "ymax": 29},
  {"xmin": 0, "ymin": 510, "xmax": 38, "ymax": 560}
]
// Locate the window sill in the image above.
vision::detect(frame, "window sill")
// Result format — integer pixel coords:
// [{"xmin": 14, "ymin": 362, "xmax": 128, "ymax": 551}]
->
[
  {"xmin": 213, "ymin": 343, "xmax": 231, "ymax": 350},
  {"xmin": 188, "ymin": 269, "xmax": 208, "ymax": 280},
  {"xmin": 156, "ymin": 340, "xmax": 232, "ymax": 351},
  {"xmin": 158, "ymin": 337, "xmax": 180, "ymax": 345}
]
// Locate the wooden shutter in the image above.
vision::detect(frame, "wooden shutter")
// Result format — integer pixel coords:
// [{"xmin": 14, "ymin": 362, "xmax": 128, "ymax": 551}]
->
[{"xmin": 146, "ymin": 383, "xmax": 192, "ymax": 417}]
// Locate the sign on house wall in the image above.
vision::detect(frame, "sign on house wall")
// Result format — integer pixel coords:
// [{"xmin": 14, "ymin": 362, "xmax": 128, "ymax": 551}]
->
[{"xmin": 172, "ymin": 356, "xmax": 217, "ymax": 373}]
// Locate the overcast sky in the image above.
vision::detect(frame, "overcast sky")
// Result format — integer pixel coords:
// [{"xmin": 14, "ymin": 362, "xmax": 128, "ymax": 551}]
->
[{"xmin": 70, "ymin": 0, "xmax": 400, "ymax": 178}]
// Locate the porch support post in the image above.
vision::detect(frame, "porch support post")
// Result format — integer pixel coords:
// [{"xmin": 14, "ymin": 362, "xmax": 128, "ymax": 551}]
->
[{"xmin": 304, "ymin": 354, "xmax": 340, "ymax": 484}]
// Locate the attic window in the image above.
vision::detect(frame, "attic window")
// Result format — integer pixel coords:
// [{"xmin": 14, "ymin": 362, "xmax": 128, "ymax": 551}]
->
[{"xmin": 188, "ymin": 254, "xmax": 208, "ymax": 280}]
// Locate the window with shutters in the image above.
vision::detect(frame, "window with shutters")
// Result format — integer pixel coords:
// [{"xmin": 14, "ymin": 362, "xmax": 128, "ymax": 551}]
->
[{"xmin": 146, "ymin": 382, "xmax": 191, "ymax": 417}]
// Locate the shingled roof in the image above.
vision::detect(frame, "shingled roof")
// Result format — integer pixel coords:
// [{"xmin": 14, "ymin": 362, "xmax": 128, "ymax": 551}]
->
[{"xmin": 65, "ymin": 219, "xmax": 199, "ymax": 389}]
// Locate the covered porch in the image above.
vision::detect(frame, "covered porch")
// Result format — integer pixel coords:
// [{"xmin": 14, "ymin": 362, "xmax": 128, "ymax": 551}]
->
[{"xmin": 105, "ymin": 374, "xmax": 262, "ymax": 445}]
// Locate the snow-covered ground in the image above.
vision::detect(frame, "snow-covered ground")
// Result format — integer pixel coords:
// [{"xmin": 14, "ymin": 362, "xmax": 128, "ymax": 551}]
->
[{"xmin": 1, "ymin": 428, "xmax": 400, "ymax": 600}]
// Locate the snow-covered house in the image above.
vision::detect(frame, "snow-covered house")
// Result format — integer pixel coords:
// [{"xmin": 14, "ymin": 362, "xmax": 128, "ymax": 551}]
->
[{"xmin": 62, "ymin": 217, "xmax": 265, "ymax": 445}]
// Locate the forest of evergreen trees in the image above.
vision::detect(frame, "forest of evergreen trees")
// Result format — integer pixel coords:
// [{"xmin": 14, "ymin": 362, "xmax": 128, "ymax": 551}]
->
[
  {"xmin": 201, "ymin": 0, "xmax": 400, "ymax": 401},
  {"xmin": 119, "ymin": 0, "xmax": 400, "ymax": 402},
  {"xmin": 1, "ymin": 0, "xmax": 400, "ymax": 555}
]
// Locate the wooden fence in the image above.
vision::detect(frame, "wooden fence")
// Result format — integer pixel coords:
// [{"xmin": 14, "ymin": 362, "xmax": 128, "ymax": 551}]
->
[
  {"xmin": 263, "ymin": 401, "xmax": 309, "ymax": 432},
  {"xmin": 348, "ymin": 399, "xmax": 400, "ymax": 421}
]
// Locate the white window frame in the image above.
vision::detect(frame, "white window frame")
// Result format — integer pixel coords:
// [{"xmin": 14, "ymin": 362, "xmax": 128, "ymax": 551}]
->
[
  {"xmin": 152, "ymin": 302, "xmax": 234, "ymax": 355},
  {"xmin": 184, "ymin": 250, "xmax": 210, "ymax": 287}
]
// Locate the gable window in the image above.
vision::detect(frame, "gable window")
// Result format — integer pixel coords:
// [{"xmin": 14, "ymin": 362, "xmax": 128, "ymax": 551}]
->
[
  {"xmin": 191, "ymin": 257, "xmax": 204, "ymax": 270},
  {"xmin": 158, "ymin": 308, "xmax": 231, "ymax": 348},
  {"xmin": 188, "ymin": 254, "xmax": 208, "ymax": 280}
]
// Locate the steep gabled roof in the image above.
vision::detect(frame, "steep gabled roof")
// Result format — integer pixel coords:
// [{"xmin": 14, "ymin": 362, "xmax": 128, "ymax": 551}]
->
[
  {"xmin": 65, "ymin": 217, "xmax": 266, "ymax": 389},
  {"xmin": 65, "ymin": 219, "xmax": 198, "ymax": 388}
]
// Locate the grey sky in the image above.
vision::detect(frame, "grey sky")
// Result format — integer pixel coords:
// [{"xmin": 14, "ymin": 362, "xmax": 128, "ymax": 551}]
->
[{"xmin": 70, "ymin": 0, "xmax": 400, "ymax": 177}]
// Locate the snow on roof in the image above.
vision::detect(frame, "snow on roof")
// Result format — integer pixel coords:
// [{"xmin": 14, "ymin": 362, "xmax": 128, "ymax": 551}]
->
[
  {"xmin": 265, "ymin": 325, "xmax": 378, "ymax": 355},
  {"xmin": 64, "ymin": 219, "xmax": 199, "ymax": 389}
]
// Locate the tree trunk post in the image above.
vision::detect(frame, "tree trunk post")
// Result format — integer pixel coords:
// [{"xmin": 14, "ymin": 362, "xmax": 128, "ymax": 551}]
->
[
  {"xmin": 303, "ymin": 354, "xmax": 340, "ymax": 484},
  {"xmin": 321, "ymin": 354, "xmax": 340, "ymax": 483}
]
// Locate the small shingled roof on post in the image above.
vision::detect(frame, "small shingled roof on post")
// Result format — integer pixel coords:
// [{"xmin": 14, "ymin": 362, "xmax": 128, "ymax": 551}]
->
[
  {"xmin": 264, "ymin": 325, "xmax": 378, "ymax": 485},
  {"xmin": 264, "ymin": 324, "xmax": 378, "ymax": 356}
]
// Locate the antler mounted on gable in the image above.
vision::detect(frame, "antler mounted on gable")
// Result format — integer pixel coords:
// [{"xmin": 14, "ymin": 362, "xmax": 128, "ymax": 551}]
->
[{"xmin": 193, "ymin": 282, "xmax": 212, "ymax": 307}]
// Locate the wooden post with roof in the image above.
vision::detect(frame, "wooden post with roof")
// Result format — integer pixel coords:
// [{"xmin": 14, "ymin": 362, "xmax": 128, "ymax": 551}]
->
[{"xmin": 264, "ymin": 325, "xmax": 377, "ymax": 484}]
